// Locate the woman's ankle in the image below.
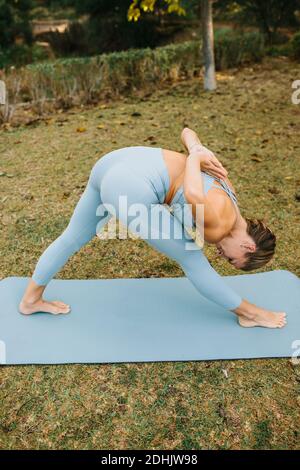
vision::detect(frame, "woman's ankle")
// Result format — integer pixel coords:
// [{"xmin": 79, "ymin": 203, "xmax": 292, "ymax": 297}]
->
[
  {"xmin": 232, "ymin": 299, "xmax": 258, "ymax": 320},
  {"xmin": 21, "ymin": 279, "xmax": 46, "ymax": 305},
  {"xmin": 20, "ymin": 296, "xmax": 40, "ymax": 306}
]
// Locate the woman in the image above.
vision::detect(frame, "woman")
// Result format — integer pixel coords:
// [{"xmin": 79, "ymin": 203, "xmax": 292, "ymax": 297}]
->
[{"xmin": 19, "ymin": 127, "xmax": 286, "ymax": 328}]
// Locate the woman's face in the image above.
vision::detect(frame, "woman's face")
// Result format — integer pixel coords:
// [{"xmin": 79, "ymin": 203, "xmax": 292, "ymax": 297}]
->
[{"xmin": 215, "ymin": 234, "xmax": 256, "ymax": 269}]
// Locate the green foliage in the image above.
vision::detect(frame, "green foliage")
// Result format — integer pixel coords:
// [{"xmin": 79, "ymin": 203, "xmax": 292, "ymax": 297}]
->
[
  {"xmin": 24, "ymin": 30, "xmax": 263, "ymax": 100},
  {"xmin": 266, "ymin": 44, "xmax": 292, "ymax": 58},
  {"xmin": 214, "ymin": 30, "xmax": 264, "ymax": 69},
  {"xmin": 290, "ymin": 31, "xmax": 300, "ymax": 59},
  {"xmin": 42, "ymin": 0, "xmax": 189, "ymax": 57},
  {"xmin": 77, "ymin": 0, "xmax": 188, "ymax": 55},
  {"xmin": 2, "ymin": 30, "xmax": 264, "ymax": 117},
  {"xmin": 0, "ymin": 0, "xmax": 33, "ymax": 47},
  {"xmin": 127, "ymin": 0, "xmax": 186, "ymax": 22},
  {"xmin": 75, "ymin": 0, "xmax": 130, "ymax": 16},
  {"xmin": 253, "ymin": 420, "xmax": 273, "ymax": 449},
  {"xmin": 215, "ymin": 0, "xmax": 300, "ymax": 42},
  {"xmin": 24, "ymin": 40, "xmax": 201, "ymax": 107},
  {"xmin": 0, "ymin": 43, "xmax": 49, "ymax": 69}
]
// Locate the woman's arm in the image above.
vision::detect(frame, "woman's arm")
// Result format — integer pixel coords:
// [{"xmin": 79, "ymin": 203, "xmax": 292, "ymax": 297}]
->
[
  {"xmin": 181, "ymin": 127, "xmax": 229, "ymax": 233},
  {"xmin": 181, "ymin": 127, "xmax": 203, "ymax": 153},
  {"xmin": 183, "ymin": 152, "xmax": 221, "ymax": 231},
  {"xmin": 181, "ymin": 127, "xmax": 227, "ymax": 181}
]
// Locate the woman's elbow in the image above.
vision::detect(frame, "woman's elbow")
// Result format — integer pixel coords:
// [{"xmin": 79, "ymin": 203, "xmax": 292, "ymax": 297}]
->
[
  {"xmin": 184, "ymin": 187, "xmax": 204, "ymax": 205},
  {"xmin": 181, "ymin": 127, "xmax": 195, "ymax": 144},
  {"xmin": 181, "ymin": 127, "xmax": 191, "ymax": 139}
]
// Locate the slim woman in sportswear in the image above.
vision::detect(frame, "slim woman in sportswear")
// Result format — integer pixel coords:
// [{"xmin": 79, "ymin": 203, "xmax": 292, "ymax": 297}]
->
[{"xmin": 19, "ymin": 127, "xmax": 286, "ymax": 328}]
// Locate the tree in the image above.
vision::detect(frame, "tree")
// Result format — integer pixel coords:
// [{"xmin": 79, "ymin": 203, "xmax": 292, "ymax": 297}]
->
[
  {"xmin": 127, "ymin": 0, "xmax": 186, "ymax": 21},
  {"xmin": 201, "ymin": 0, "xmax": 216, "ymax": 90},
  {"xmin": 74, "ymin": 0, "xmax": 185, "ymax": 54},
  {"xmin": 128, "ymin": 0, "xmax": 218, "ymax": 90},
  {"xmin": 0, "ymin": 0, "xmax": 33, "ymax": 48},
  {"xmin": 215, "ymin": 0, "xmax": 300, "ymax": 43}
]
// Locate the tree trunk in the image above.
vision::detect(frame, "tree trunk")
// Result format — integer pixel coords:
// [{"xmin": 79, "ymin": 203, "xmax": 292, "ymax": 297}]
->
[{"xmin": 201, "ymin": 0, "xmax": 216, "ymax": 91}]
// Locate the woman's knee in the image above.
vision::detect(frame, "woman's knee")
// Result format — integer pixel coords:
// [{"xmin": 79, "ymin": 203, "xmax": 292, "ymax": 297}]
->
[{"xmin": 56, "ymin": 225, "xmax": 88, "ymax": 253}]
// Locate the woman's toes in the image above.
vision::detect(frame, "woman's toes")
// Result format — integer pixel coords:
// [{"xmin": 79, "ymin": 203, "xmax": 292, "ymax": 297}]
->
[
  {"xmin": 43, "ymin": 301, "xmax": 70, "ymax": 314},
  {"xmin": 53, "ymin": 300, "xmax": 69, "ymax": 308},
  {"xmin": 52, "ymin": 301, "xmax": 70, "ymax": 312},
  {"xmin": 57, "ymin": 305, "xmax": 70, "ymax": 314},
  {"xmin": 53, "ymin": 305, "xmax": 69, "ymax": 314},
  {"xmin": 52, "ymin": 307, "xmax": 62, "ymax": 315}
]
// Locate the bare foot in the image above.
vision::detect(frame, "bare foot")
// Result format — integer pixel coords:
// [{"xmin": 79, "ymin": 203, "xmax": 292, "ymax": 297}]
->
[
  {"xmin": 19, "ymin": 299, "xmax": 71, "ymax": 315},
  {"xmin": 238, "ymin": 311, "xmax": 287, "ymax": 328}
]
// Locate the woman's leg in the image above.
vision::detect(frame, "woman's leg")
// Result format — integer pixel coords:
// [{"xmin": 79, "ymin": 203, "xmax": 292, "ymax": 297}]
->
[
  {"xmin": 100, "ymin": 163, "xmax": 242, "ymax": 311},
  {"xmin": 101, "ymin": 164, "xmax": 286, "ymax": 327},
  {"xmin": 19, "ymin": 182, "xmax": 111, "ymax": 314}
]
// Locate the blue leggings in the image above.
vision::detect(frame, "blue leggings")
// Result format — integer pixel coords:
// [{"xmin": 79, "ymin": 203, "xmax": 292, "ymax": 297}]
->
[{"xmin": 32, "ymin": 146, "xmax": 242, "ymax": 311}]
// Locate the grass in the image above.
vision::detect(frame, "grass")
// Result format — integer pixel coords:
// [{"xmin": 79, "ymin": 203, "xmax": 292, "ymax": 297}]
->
[{"xmin": 0, "ymin": 56, "xmax": 300, "ymax": 450}]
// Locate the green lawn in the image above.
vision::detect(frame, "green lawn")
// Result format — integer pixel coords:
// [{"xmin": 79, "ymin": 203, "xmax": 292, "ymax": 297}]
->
[{"xmin": 0, "ymin": 57, "xmax": 299, "ymax": 450}]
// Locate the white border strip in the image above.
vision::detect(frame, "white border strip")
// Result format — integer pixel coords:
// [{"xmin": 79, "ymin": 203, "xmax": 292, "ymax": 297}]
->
[{"xmin": 0, "ymin": 340, "xmax": 6, "ymax": 364}]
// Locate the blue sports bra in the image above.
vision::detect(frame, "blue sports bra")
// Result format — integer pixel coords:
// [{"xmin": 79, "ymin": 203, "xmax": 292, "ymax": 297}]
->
[{"xmin": 169, "ymin": 171, "xmax": 238, "ymax": 234}]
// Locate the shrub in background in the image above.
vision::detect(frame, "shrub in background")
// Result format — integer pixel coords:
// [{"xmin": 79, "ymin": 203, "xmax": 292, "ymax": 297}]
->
[
  {"xmin": 290, "ymin": 31, "xmax": 300, "ymax": 59},
  {"xmin": 1, "ymin": 30, "xmax": 265, "ymax": 123}
]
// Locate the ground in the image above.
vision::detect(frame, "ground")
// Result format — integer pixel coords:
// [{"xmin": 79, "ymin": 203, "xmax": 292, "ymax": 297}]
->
[{"xmin": 0, "ymin": 57, "xmax": 300, "ymax": 450}]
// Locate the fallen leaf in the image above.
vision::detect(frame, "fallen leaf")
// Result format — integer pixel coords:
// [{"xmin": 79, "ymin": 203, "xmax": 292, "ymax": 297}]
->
[
  {"xmin": 268, "ymin": 187, "xmax": 280, "ymax": 195},
  {"xmin": 45, "ymin": 119, "xmax": 55, "ymax": 126},
  {"xmin": 76, "ymin": 127, "xmax": 87, "ymax": 133}
]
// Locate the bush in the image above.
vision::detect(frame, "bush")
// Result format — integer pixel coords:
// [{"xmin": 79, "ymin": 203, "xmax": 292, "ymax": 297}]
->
[
  {"xmin": 266, "ymin": 44, "xmax": 291, "ymax": 58},
  {"xmin": 214, "ymin": 30, "xmax": 265, "ymax": 69},
  {"xmin": 0, "ymin": 0, "xmax": 33, "ymax": 48},
  {"xmin": 1, "ymin": 31, "xmax": 265, "ymax": 122},
  {"xmin": 290, "ymin": 31, "xmax": 300, "ymax": 59},
  {"xmin": 0, "ymin": 44, "xmax": 50, "ymax": 69}
]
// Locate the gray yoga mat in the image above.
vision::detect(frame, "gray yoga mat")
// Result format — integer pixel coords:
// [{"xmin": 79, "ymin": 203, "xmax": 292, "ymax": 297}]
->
[{"xmin": 0, "ymin": 270, "xmax": 299, "ymax": 365}]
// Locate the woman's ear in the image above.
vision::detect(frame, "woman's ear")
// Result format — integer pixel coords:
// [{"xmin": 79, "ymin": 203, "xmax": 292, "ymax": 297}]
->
[{"xmin": 241, "ymin": 242, "xmax": 256, "ymax": 253}]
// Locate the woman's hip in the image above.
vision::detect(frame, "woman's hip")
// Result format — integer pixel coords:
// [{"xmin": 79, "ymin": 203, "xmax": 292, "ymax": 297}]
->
[{"xmin": 89, "ymin": 146, "xmax": 170, "ymax": 204}]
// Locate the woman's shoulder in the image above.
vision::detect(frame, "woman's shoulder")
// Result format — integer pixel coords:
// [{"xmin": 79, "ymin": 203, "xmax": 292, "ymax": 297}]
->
[
  {"xmin": 205, "ymin": 187, "xmax": 236, "ymax": 229},
  {"xmin": 216, "ymin": 176, "xmax": 237, "ymax": 195}
]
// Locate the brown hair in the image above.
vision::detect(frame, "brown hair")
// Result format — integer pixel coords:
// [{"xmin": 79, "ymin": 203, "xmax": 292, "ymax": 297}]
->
[{"xmin": 241, "ymin": 218, "xmax": 276, "ymax": 271}]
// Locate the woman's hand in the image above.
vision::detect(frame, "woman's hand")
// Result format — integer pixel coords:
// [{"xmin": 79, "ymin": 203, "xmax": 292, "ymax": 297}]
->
[{"xmin": 189, "ymin": 144, "xmax": 228, "ymax": 180}]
